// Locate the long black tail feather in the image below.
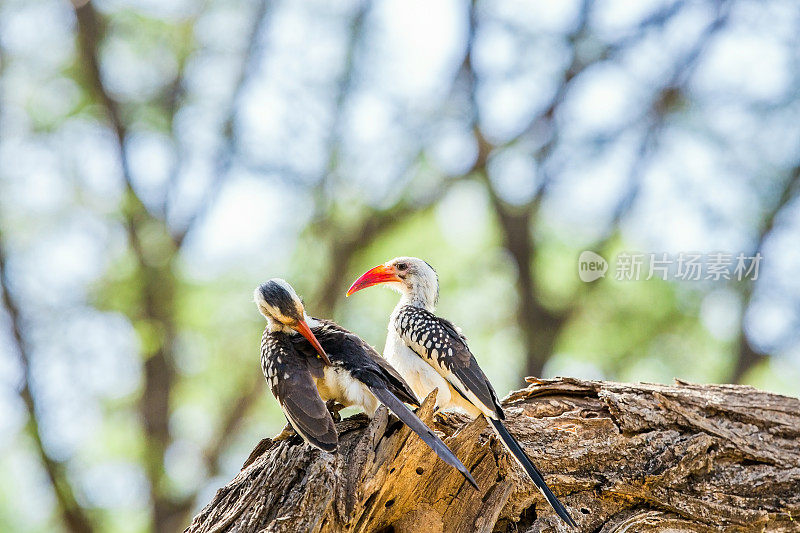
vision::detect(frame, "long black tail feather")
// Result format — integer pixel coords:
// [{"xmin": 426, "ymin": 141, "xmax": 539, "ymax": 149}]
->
[
  {"xmin": 368, "ymin": 386, "xmax": 479, "ymax": 490},
  {"xmin": 488, "ymin": 418, "xmax": 576, "ymax": 529}
]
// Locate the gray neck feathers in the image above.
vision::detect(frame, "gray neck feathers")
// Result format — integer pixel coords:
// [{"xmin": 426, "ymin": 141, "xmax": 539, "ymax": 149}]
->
[{"xmin": 398, "ymin": 276, "xmax": 438, "ymax": 312}]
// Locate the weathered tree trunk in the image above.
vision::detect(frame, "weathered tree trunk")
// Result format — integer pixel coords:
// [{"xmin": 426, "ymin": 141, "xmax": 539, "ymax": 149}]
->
[{"xmin": 185, "ymin": 378, "xmax": 800, "ymax": 532}]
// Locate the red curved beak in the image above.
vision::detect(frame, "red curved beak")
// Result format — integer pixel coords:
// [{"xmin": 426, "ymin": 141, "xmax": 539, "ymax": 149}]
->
[
  {"xmin": 294, "ymin": 319, "xmax": 331, "ymax": 365},
  {"xmin": 346, "ymin": 264, "xmax": 401, "ymax": 296}
]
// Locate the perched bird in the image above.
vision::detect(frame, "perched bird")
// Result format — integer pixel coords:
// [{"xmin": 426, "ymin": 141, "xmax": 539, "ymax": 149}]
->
[
  {"xmin": 347, "ymin": 258, "xmax": 576, "ymax": 528},
  {"xmin": 254, "ymin": 278, "xmax": 478, "ymax": 488}
]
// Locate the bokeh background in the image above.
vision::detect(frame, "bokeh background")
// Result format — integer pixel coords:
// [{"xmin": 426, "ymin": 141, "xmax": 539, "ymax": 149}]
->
[{"xmin": 1, "ymin": 0, "xmax": 800, "ymax": 531}]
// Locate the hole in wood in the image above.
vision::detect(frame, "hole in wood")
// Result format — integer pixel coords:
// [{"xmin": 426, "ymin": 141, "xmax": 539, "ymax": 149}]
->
[
  {"xmin": 385, "ymin": 499, "xmax": 395, "ymax": 508},
  {"xmin": 517, "ymin": 502, "xmax": 537, "ymax": 529},
  {"xmin": 416, "ymin": 467, "xmax": 424, "ymax": 475},
  {"xmin": 389, "ymin": 468, "xmax": 395, "ymax": 473},
  {"xmin": 580, "ymin": 508, "xmax": 590, "ymax": 514}
]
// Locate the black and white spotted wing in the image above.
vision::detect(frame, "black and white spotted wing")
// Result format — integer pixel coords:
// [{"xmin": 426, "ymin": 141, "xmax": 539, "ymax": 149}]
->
[
  {"xmin": 290, "ymin": 318, "xmax": 419, "ymax": 406},
  {"xmin": 261, "ymin": 329, "xmax": 338, "ymax": 452},
  {"xmin": 395, "ymin": 305, "xmax": 504, "ymax": 420}
]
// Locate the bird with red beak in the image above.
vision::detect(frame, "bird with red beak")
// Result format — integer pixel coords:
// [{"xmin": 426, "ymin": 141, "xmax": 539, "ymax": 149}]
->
[
  {"xmin": 254, "ymin": 278, "xmax": 479, "ymax": 488},
  {"xmin": 347, "ymin": 258, "xmax": 577, "ymax": 528},
  {"xmin": 255, "ymin": 279, "xmax": 337, "ymax": 451}
]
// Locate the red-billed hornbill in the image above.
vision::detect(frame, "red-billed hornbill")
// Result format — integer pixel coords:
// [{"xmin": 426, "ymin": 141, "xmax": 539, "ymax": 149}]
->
[
  {"xmin": 347, "ymin": 258, "xmax": 576, "ymax": 528},
  {"xmin": 254, "ymin": 278, "xmax": 478, "ymax": 489}
]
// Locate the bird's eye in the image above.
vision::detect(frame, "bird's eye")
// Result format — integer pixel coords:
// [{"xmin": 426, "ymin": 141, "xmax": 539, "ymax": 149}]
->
[{"xmin": 396, "ymin": 262, "xmax": 408, "ymax": 271}]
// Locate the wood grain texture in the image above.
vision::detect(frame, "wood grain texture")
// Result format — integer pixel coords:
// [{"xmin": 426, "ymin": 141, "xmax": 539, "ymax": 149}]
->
[{"xmin": 185, "ymin": 378, "xmax": 800, "ymax": 532}]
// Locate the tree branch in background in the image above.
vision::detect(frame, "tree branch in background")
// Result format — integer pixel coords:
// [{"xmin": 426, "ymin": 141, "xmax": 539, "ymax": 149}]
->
[
  {"xmin": 459, "ymin": 0, "xmax": 580, "ymax": 378},
  {"xmin": 0, "ymin": 27, "xmax": 93, "ymax": 533},
  {"xmin": 72, "ymin": 1, "xmax": 276, "ymax": 529},
  {"xmin": 313, "ymin": 173, "xmax": 468, "ymax": 317},
  {"xmin": 0, "ymin": 232, "xmax": 94, "ymax": 533},
  {"xmin": 299, "ymin": 3, "xmax": 469, "ymax": 317},
  {"xmin": 563, "ymin": 2, "xmax": 731, "ymax": 300},
  {"xmin": 201, "ymin": 374, "xmax": 264, "ymax": 480},
  {"xmin": 300, "ymin": 2, "xmax": 376, "ymax": 316},
  {"xmin": 73, "ymin": 2, "xmax": 186, "ymax": 530},
  {"xmin": 731, "ymin": 167, "xmax": 800, "ymax": 383},
  {"xmin": 456, "ymin": 0, "xmax": 586, "ymax": 378},
  {"xmin": 160, "ymin": 8, "xmax": 202, "ymax": 219},
  {"xmin": 173, "ymin": 375, "xmax": 265, "ymax": 513},
  {"xmin": 73, "ymin": 3, "xmax": 177, "ymax": 530},
  {"xmin": 177, "ymin": 0, "xmax": 287, "ymax": 501},
  {"xmin": 463, "ymin": 1, "xmax": 731, "ymax": 379},
  {"xmin": 172, "ymin": 0, "xmax": 273, "ymax": 248},
  {"xmin": 311, "ymin": 1, "xmax": 371, "ymax": 215}
]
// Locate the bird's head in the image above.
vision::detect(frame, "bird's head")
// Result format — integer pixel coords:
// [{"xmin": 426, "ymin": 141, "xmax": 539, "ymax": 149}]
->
[
  {"xmin": 346, "ymin": 256, "xmax": 439, "ymax": 310},
  {"xmin": 254, "ymin": 279, "xmax": 331, "ymax": 365}
]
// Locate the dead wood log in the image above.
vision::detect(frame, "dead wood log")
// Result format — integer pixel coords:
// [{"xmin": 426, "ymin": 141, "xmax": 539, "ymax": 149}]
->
[{"xmin": 185, "ymin": 378, "xmax": 800, "ymax": 532}]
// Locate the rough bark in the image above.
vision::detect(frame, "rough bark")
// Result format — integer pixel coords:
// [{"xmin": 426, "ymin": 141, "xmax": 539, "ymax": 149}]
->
[{"xmin": 185, "ymin": 378, "xmax": 800, "ymax": 533}]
